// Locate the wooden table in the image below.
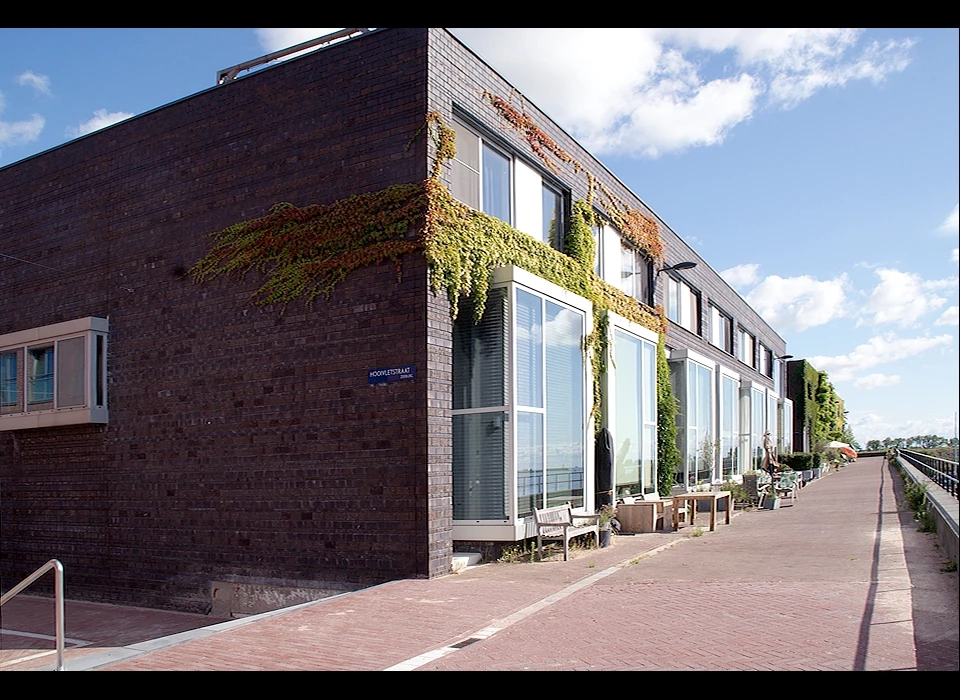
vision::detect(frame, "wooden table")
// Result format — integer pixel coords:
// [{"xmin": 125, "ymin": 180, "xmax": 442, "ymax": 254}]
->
[{"xmin": 670, "ymin": 491, "xmax": 733, "ymax": 531}]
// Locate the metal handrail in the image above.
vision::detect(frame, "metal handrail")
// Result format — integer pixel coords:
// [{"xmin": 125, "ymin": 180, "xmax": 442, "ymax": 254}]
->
[
  {"xmin": 898, "ymin": 448, "xmax": 959, "ymax": 498},
  {"xmin": 0, "ymin": 559, "xmax": 66, "ymax": 671}
]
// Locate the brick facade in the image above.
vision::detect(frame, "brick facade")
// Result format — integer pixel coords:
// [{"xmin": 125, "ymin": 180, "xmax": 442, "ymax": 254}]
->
[
  {"xmin": 1, "ymin": 28, "xmax": 444, "ymax": 612},
  {"xmin": 1, "ymin": 28, "xmax": 788, "ymax": 612}
]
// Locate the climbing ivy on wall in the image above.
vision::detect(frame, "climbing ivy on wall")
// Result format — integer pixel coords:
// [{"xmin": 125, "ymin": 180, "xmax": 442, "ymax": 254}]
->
[
  {"xmin": 190, "ymin": 108, "xmax": 673, "ymax": 456},
  {"xmin": 656, "ymin": 335, "xmax": 681, "ymax": 496}
]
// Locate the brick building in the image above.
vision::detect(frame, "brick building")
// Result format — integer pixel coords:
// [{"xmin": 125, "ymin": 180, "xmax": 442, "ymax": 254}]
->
[{"xmin": 1, "ymin": 28, "xmax": 790, "ymax": 613}]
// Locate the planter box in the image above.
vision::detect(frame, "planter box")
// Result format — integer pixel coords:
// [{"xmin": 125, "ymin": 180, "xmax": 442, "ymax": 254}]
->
[
  {"xmin": 802, "ymin": 469, "xmax": 813, "ymax": 484},
  {"xmin": 599, "ymin": 529, "xmax": 612, "ymax": 547},
  {"xmin": 812, "ymin": 467, "xmax": 822, "ymax": 479},
  {"xmin": 762, "ymin": 496, "xmax": 781, "ymax": 510}
]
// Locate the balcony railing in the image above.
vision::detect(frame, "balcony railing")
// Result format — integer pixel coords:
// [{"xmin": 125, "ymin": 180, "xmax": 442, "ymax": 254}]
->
[{"xmin": 898, "ymin": 448, "xmax": 958, "ymax": 498}]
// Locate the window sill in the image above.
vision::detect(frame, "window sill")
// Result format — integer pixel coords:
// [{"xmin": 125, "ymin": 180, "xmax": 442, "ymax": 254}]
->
[{"xmin": 0, "ymin": 407, "xmax": 108, "ymax": 431}]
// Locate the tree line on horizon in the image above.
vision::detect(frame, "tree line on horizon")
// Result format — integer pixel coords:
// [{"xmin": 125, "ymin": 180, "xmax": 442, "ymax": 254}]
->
[{"xmin": 864, "ymin": 435, "xmax": 959, "ymax": 451}]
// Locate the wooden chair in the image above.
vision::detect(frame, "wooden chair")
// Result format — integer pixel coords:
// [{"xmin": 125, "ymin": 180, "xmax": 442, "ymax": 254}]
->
[
  {"xmin": 774, "ymin": 471, "xmax": 800, "ymax": 504},
  {"xmin": 640, "ymin": 492, "xmax": 672, "ymax": 531},
  {"xmin": 669, "ymin": 485, "xmax": 691, "ymax": 529}
]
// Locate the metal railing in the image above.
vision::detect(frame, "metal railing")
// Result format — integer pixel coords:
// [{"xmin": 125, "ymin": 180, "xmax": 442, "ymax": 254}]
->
[
  {"xmin": 898, "ymin": 448, "xmax": 959, "ymax": 498},
  {"xmin": 0, "ymin": 559, "xmax": 66, "ymax": 671},
  {"xmin": 216, "ymin": 28, "xmax": 379, "ymax": 84}
]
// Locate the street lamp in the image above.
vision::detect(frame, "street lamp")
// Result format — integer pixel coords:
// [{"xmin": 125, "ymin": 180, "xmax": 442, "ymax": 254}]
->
[
  {"xmin": 657, "ymin": 261, "xmax": 698, "ymax": 277},
  {"xmin": 654, "ymin": 261, "xmax": 697, "ymax": 304}
]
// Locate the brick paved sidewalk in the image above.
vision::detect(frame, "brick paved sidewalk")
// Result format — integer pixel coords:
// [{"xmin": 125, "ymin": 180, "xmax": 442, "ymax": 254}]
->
[{"xmin": 3, "ymin": 456, "xmax": 956, "ymax": 671}]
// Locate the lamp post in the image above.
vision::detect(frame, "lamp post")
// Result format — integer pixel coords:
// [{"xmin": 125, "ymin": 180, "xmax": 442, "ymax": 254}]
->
[{"xmin": 654, "ymin": 261, "xmax": 697, "ymax": 307}]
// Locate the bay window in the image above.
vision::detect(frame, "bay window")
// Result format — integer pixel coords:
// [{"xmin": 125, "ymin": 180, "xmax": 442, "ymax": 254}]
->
[
  {"xmin": 604, "ymin": 315, "xmax": 658, "ymax": 498},
  {"xmin": 719, "ymin": 370, "xmax": 740, "ymax": 479},
  {"xmin": 669, "ymin": 350, "xmax": 714, "ymax": 488},
  {"xmin": 452, "ymin": 267, "xmax": 592, "ymax": 541},
  {"xmin": 750, "ymin": 386, "xmax": 765, "ymax": 470},
  {"xmin": 0, "ymin": 317, "xmax": 108, "ymax": 430}
]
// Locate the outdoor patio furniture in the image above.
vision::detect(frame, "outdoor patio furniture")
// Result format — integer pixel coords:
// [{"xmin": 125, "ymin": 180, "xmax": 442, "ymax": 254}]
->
[
  {"xmin": 534, "ymin": 503, "xmax": 600, "ymax": 561},
  {"xmin": 774, "ymin": 471, "xmax": 800, "ymax": 504},
  {"xmin": 616, "ymin": 494, "xmax": 674, "ymax": 533}
]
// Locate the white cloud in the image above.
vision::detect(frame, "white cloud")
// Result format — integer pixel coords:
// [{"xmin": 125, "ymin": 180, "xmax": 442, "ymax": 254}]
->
[
  {"xmin": 450, "ymin": 28, "xmax": 914, "ymax": 158},
  {"xmin": 0, "ymin": 113, "xmax": 45, "ymax": 154},
  {"xmin": 808, "ymin": 332, "xmax": 953, "ymax": 382},
  {"xmin": 255, "ymin": 28, "xmax": 342, "ymax": 53},
  {"xmin": 850, "ymin": 411, "xmax": 957, "ymax": 444},
  {"xmin": 253, "ymin": 28, "xmax": 367, "ymax": 64},
  {"xmin": 744, "ymin": 273, "xmax": 848, "ymax": 332},
  {"xmin": 16, "ymin": 70, "xmax": 51, "ymax": 96},
  {"xmin": 937, "ymin": 203, "xmax": 959, "ymax": 234},
  {"xmin": 852, "ymin": 373, "xmax": 901, "ymax": 390},
  {"xmin": 953, "ymin": 248, "xmax": 959, "ymax": 263},
  {"xmin": 860, "ymin": 268, "xmax": 954, "ymax": 326},
  {"xmin": 66, "ymin": 109, "xmax": 134, "ymax": 138},
  {"xmin": 720, "ymin": 263, "xmax": 761, "ymax": 290},
  {"xmin": 1, "ymin": 88, "xmax": 45, "ymax": 153},
  {"xmin": 934, "ymin": 305, "xmax": 959, "ymax": 326}
]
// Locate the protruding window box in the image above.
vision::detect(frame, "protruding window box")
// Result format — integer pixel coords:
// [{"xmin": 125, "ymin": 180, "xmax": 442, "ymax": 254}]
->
[
  {"xmin": 451, "ymin": 266, "xmax": 593, "ymax": 542},
  {"xmin": 0, "ymin": 317, "xmax": 108, "ymax": 431}
]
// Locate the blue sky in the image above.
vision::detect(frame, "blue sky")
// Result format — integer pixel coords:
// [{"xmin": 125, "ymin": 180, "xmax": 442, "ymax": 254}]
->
[{"xmin": 1, "ymin": 28, "xmax": 957, "ymax": 445}]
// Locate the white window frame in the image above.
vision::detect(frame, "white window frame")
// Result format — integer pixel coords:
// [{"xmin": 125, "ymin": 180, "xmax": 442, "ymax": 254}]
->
[
  {"xmin": 666, "ymin": 276, "xmax": 700, "ymax": 335},
  {"xmin": 451, "ymin": 266, "xmax": 593, "ymax": 542},
  {"xmin": 0, "ymin": 317, "xmax": 108, "ymax": 431},
  {"xmin": 668, "ymin": 347, "xmax": 715, "ymax": 488},
  {"xmin": 709, "ymin": 304, "xmax": 733, "ymax": 355},
  {"xmin": 602, "ymin": 311, "xmax": 659, "ymax": 498},
  {"xmin": 737, "ymin": 327, "xmax": 756, "ymax": 369},
  {"xmin": 451, "ymin": 116, "xmax": 565, "ymax": 248},
  {"xmin": 717, "ymin": 365, "xmax": 741, "ymax": 480}
]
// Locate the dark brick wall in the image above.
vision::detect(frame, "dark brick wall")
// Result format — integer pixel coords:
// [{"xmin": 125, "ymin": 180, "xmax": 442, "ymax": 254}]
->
[{"xmin": 0, "ymin": 28, "xmax": 449, "ymax": 612}]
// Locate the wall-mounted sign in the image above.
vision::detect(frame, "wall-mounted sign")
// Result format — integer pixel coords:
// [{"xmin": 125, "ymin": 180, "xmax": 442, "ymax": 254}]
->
[{"xmin": 368, "ymin": 364, "xmax": 416, "ymax": 384}]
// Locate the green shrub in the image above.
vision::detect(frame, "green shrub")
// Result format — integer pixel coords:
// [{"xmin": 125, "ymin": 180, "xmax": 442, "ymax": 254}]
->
[
  {"xmin": 904, "ymin": 482, "xmax": 927, "ymax": 513},
  {"xmin": 780, "ymin": 453, "xmax": 821, "ymax": 471}
]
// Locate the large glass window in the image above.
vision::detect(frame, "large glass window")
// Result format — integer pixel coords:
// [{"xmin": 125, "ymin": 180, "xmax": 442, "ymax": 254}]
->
[
  {"xmin": 767, "ymin": 392, "xmax": 778, "ymax": 451},
  {"xmin": 781, "ymin": 400, "xmax": 794, "ymax": 454},
  {"xmin": 612, "ymin": 328, "xmax": 658, "ymax": 498},
  {"xmin": 451, "ymin": 117, "xmax": 567, "ymax": 246},
  {"xmin": 720, "ymin": 373, "xmax": 739, "ymax": 479},
  {"xmin": 543, "ymin": 301, "xmax": 585, "ymax": 509},
  {"xmin": 751, "ymin": 387, "xmax": 765, "ymax": 470},
  {"xmin": 671, "ymin": 359, "xmax": 714, "ymax": 487},
  {"xmin": 453, "ymin": 273, "xmax": 589, "ymax": 524},
  {"xmin": 452, "ymin": 289, "xmax": 508, "ymax": 520}
]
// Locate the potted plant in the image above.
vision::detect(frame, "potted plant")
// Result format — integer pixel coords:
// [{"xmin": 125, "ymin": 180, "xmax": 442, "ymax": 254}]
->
[
  {"xmin": 762, "ymin": 493, "xmax": 781, "ymax": 510},
  {"xmin": 598, "ymin": 505, "xmax": 617, "ymax": 547}
]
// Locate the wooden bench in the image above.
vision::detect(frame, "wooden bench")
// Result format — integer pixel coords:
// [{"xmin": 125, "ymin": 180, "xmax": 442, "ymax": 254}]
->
[{"xmin": 534, "ymin": 503, "xmax": 600, "ymax": 561}]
